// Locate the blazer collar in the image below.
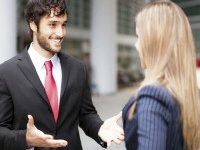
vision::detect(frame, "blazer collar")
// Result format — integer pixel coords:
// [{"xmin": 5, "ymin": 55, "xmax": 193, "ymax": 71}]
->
[
  {"xmin": 17, "ymin": 46, "xmax": 71, "ymax": 111},
  {"xmin": 57, "ymin": 52, "xmax": 71, "ymax": 99},
  {"xmin": 17, "ymin": 46, "xmax": 49, "ymax": 104}
]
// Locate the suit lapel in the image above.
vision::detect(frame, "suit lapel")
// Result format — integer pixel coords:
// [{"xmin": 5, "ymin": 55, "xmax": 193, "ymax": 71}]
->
[
  {"xmin": 17, "ymin": 49, "xmax": 71, "ymax": 115},
  {"xmin": 17, "ymin": 48, "xmax": 49, "ymax": 104},
  {"xmin": 59, "ymin": 52, "xmax": 71, "ymax": 100}
]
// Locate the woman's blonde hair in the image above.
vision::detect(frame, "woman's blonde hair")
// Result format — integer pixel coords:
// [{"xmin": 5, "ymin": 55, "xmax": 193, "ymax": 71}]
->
[{"xmin": 130, "ymin": 0, "xmax": 200, "ymax": 149}]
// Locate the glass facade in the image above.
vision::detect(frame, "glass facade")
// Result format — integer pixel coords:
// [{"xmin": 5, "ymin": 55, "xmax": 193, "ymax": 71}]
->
[
  {"xmin": 118, "ymin": 44, "xmax": 144, "ymax": 88},
  {"xmin": 118, "ymin": 0, "xmax": 136, "ymax": 35},
  {"xmin": 173, "ymin": 0, "xmax": 200, "ymax": 55},
  {"xmin": 117, "ymin": 0, "xmax": 152, "ymax": 35},
  {"xmin": 117, "ymin": 0, "xmax": 154, "ymax": 87},
  {"xmin": 66, "ymin": 0, "xmax": 91, "ymax": 29}
]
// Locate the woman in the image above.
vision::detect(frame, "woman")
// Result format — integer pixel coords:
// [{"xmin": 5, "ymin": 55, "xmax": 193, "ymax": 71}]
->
[{"xmin": 122, "ymin": 1, "xmax": 200, "ymax": 150}]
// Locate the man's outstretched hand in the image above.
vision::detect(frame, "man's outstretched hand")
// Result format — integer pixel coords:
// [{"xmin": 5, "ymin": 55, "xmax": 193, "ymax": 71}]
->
[
  {"xmin": 26, "ymin": 115, "xmax": 67, "ymax": 148},
  {"xmin": 98, "ymin": 112, "xmax": 125, "ymax": 147}
]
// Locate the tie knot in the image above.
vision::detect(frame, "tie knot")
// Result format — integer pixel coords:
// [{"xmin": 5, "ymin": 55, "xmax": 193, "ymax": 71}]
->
[{"xmin": 44, "ymin": 61, "xmax": 53, "ymax": 71}]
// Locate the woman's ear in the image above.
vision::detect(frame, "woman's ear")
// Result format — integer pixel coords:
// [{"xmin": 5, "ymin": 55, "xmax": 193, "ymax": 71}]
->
[{"xmin": 29, "ymin": 21, "xmax": 37, "ymax": 32}]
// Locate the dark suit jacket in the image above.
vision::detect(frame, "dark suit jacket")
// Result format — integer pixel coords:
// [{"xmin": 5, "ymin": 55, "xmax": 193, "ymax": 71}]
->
[
  {"xmin": 0, "ymin": 45, "xmax": 104, "ymax": 150},
  {"xmin": 123, "ymin": 86, "xmax": 183, "ymax": 150}
]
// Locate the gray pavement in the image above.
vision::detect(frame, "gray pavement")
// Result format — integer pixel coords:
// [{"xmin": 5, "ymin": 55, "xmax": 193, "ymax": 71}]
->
[{"xmin": 79, "ymin": 86, "xmax": 137, "ymax": 150}]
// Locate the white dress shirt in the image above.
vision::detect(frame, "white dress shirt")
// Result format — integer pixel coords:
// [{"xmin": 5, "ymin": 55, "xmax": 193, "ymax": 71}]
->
[
  {"xmin": 26, "ymin": 43, "xmax": 62, "ymax": 150},
  {"xmin": 28, "ymin": 43, "xmax": 62, "ymax": 104}
]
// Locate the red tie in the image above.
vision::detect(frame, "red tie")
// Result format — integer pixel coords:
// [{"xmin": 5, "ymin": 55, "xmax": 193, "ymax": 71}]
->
[{"xmin": 44, "ymin": 61, "xmax": 58, "ymax": 122}]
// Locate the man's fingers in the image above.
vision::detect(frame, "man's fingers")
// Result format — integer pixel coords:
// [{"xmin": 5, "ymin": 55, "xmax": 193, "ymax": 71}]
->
[
  {"xmin": 106, "ymin": 141, "xmax": 111, "ymax": 148},
  {"xmin": 42, "ymin": 134, "xmax": 54, "ymax": 140},
  {"xmin": 114, "ymin": 111, "xmax": 122, "ymax": 122},
  {"xmin": 112, "ymin": 138, "xmax": 122, "ymax": 145},
  {"xmin": 26, "ymin": 115, "xmax": 67, "ymax": 148},
  {"xmin": 119, "ymin": 128, "xmax": 124, "ymax": 135},
  {"xmin": 46, "ymin": 139, "xmax": 68, "ymax": 147},
  {"xmin": 117, "ymin": 134, "xmax": 125, "ymax": 141},
  {"xmin": 27, "ymin": 115, "xmax": 34, "ymax": 126}
]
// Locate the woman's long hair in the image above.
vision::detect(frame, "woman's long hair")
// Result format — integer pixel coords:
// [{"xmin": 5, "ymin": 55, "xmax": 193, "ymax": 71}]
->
[{"xmin": 129, "ymin": 1, "xmax": 200, "ymax": 149}]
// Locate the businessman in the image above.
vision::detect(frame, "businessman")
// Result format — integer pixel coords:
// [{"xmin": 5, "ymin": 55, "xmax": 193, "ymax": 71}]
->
[{"xmin": 0, "ymin": 0, "xmax": 124, "ymax": 149}]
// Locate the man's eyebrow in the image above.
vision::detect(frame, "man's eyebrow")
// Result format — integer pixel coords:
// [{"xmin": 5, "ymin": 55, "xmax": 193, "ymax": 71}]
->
[
  {"xmin": 48, "ymin": 20, "xmax": 68, "ymax": 23},
  {"xmin": 48, "ymin": 20, "xmax": 59, "ymax": 23}
]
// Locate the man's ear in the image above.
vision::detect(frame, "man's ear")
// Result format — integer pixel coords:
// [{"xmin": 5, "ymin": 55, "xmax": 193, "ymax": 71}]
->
[{"xmin": 29, "ymin": 21, "xmax": 37, "ymax": 32}]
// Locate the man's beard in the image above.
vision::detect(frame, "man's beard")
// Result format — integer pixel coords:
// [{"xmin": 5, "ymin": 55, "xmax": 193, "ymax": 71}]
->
[{"xmin": 37, "ymin": 34, "xmax": 56, "ymax": 55}]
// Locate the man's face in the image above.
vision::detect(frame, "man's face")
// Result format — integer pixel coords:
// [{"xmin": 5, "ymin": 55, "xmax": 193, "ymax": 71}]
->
[{"xmin": 31, "ymin": 10, "xmax": 67, "ymax": 57}]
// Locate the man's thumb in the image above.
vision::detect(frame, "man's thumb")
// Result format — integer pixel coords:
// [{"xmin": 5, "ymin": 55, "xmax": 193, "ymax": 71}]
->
[
  {"xmin": 114, "ymin": 111, "xmax": 122, "ymax": 121},
  {"xmin": 27, "ymin": 114, "xmax": 34, "ymax": 126}
]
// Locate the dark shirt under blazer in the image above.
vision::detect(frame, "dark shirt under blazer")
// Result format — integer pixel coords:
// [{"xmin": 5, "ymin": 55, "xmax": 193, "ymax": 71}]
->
[{"xmin": 123, "ymin": 85, "xmax": 184, "ymax": 150}]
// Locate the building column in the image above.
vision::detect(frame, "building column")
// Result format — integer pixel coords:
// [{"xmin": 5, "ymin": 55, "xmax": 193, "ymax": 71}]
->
[
  {"xmin": 0, "ymin": 0, "xmax": 17, "ymax": 63},
  {"xmin": 91, "ymin": 0, "xmax": 117, "ymax": 95}
]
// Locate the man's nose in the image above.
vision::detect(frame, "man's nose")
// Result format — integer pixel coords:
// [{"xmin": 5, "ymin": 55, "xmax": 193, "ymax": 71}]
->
[{"xmin": 56, "ymin": 26, "xmax": 66, "ymax": 37}]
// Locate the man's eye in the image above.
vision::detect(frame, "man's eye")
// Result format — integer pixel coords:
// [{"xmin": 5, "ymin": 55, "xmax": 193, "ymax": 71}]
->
[
  {"xmin": 49, "ymin": 24, "xmax": 56, "ymax": 27},
  {"xmin": 62, "ymin": 23, "xmax": 67, "ymax": 27}
]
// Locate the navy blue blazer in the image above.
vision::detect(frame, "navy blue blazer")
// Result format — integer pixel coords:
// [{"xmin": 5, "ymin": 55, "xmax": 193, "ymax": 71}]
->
[{"xmin": 123, "ymin": 85, "xmax": 184, "ymax": 150}]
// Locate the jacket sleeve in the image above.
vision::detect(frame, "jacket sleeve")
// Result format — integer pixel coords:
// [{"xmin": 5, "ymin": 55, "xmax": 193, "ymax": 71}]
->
[
  {"xmin": 0, "ymin": 72, "xmax": 27, "ymax": 150},
  {"xmin": 78, "ymin": 65, "xmax": 106, "ymax": 148}
]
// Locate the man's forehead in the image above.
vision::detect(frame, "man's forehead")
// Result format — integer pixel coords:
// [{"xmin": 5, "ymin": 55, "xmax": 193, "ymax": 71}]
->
[{"xmin": 43, "ymin": 12, "xmax": 67, "ymax": 21}]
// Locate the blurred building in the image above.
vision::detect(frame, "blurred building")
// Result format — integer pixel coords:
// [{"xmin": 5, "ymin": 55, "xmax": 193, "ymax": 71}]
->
[
  {"xmin": 174, "ymin": 0, "xmax": 200, "ymax": 56},
  {"xmin": 0, "ymin": 0, "xmax": 200, "ymax": 95}
]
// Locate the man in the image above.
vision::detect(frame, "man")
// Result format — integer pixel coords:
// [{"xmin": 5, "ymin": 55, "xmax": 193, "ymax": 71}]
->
[{"xmin": 0, "ymin": 0, "xmax": 124, "ymax": 149}]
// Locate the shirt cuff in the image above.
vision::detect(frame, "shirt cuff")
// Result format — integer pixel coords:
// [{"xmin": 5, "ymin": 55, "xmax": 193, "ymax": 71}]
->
[{"xmin": 99, "ymin": 137, "xmax": 107, "ymax": 148}]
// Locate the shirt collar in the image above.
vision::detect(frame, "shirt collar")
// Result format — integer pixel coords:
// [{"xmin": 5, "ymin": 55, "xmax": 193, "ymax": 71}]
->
[{"xmin": 28, "ymin": 43, "xmax": 60, "ymax": 70}]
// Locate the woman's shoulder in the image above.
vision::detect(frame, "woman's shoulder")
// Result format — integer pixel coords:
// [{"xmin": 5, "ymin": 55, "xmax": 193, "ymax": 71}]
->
[
  {"xmin": 135, "ymin": 85, "xmax": 181, "ymax": 126},
  {"xmin": 137, "ymin": 85, "xmax": 177, "ymax": 108},
  {"xmin": 123, "ymin": 85, "xmax": 177, "ymax": 115},
  {"xmin": 138, "ymin": 85, "xmax": 170, "ymax": 98}
]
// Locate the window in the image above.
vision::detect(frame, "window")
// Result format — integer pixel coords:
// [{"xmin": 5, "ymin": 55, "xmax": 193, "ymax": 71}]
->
[
  {"xmin": 117, "ymin": 0, "xmax": 136, "ymax": 35},
  {"xmin": 66, "ymin": 0, "xmax": 91, "ymax": 29},
  {"xmin": 173, "ymin": 0, "xmax": 200, "ymax": 54}
]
